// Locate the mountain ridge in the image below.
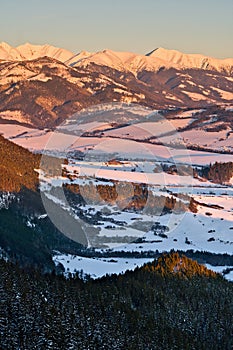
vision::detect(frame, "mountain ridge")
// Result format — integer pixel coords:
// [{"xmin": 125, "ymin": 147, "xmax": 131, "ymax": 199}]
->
[
  {"xmin": 1, "ymin": 42, "xmax": 233, "ymax": 75},
  {"xmin": 0, "ymin": 42, "xmax": 74, "ymax": 62},
  {"xmin": 0, "ymin": 43, "xmax": 232, "ymax": 128},
  {"xmin": 148, "ymin": 47, "xmax": 233, "ymax": 74}
]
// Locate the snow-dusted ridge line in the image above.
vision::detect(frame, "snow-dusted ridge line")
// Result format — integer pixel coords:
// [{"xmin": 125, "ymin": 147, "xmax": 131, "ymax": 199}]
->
[
  {"xmin": 1, "ymin": 42, "xmax": 232, "ymax": 75},
  {"xmin": 147, "ymin": 47, "xmax": 233, "ymax": 74},
  {"xmin": 69, "ymin": 48, "xmax": 233, "ymax": 75},
  {"xmin": 0, "ymin": 42, "xmax": 74, "ymax": 62}
]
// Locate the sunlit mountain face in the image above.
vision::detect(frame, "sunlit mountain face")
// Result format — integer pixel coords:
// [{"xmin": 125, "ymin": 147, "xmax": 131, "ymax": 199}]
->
[{"xmin": 0, "ymin": 43, "xmax": 232, "ymax": 128}]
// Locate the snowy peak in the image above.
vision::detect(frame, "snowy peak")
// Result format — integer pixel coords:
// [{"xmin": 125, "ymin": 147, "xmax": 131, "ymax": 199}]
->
[
  {"xmin": 0, "ymin": 42, "xmax": 12, "ymax": 51},
  {"xmin": 66, "ymin": 50, "xmax": 93, "ymax": 66},
  {"xmin": 147, "ymin": 47, "xmax": 233, "ymax": 74},
  {"xmin": 70, "ymin": 48, "xmax": 176, "ymax": 75},
  {"xmin": 0, "ymin": 42, "xmax": 74, "ymax": 62}
]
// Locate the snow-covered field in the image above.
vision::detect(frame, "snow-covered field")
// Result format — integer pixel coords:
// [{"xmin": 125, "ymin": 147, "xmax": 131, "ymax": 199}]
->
[
  {"xmin": 53, "ymin": 254, "xmax": 154, "ymax": 279},
  {"xmin": 1, "ymin": 122, "xmax": 233, "ymax": 165},
  {"xmin": 205, "ymin": 264, "xmax": 233, "ymax": 282},
  {"xmin": 1, "ymin": 111, "xmax": 232, "ymax": 280},
  {"xmin": 52, "ymin": 254, "xmax": 233, "ymax": 281},
  {"xmin": 43, "ymin": 174, "xmax": 233, "ymax": 268},
  {"xmin": 180, "ymin": 128, "xmax": 233, "ymax": 153},
  {"xmin": 43, "ymin": 156, "xmax": 233, "ymax": 279}
]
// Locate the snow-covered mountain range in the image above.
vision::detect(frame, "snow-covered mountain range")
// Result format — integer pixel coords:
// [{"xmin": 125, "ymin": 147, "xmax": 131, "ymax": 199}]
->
[
  {"xmin": 0, "ymin": 42, "xmax": 232, "ymax": 128},
  {"xmin": 69, "ymin": 47, "xmax": 233, "ymax": 76},
  {"xmin": 1, "ymin": 42, "xmax": 233, "ymax": 75}
]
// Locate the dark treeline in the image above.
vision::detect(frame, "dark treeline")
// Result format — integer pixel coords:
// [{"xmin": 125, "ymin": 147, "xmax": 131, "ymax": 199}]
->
[
  {"xmin": 207, "ymin": 162, "xmax": 233, "ymax": 184},
  {"xmin": 201, "ymin": 162, "xmax": 233, "ymax": 184},
  {"xmin": 0, "ymin": 252, "xmax": 232, "ymax": 350},
  {"xmin": 157, "ymin": 162, "xmax": 233, "ymax": 185},
  {"xmin": 65, "ymin": 182, "xmax": 195, "ymax": 214}
]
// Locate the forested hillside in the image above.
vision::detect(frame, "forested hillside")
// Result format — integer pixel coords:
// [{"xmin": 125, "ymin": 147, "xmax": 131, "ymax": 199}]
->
[
  {"xmin": 0, "ymin": 135, "xmax": 40, "ymax": 192},
  {"xmin": 0, "ymin": 253, "xmax": 232, "ymax": 350}
]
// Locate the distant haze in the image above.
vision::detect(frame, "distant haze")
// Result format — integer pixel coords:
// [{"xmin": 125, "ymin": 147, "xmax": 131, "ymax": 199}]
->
[{"xmin": 1, "ymin": 0, "xmax": 233, "ymax": 59}]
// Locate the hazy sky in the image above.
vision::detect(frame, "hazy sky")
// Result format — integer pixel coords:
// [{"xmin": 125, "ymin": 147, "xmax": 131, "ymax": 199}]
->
[{"xmin": 1, "ymin": 0, "xmax": 233, "ymax": 58}]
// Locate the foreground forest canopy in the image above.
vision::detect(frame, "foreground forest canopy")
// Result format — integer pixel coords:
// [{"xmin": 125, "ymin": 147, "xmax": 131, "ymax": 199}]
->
[{"xmin": 0, "ymin": 253, "xmax": 232, "ymax": 350}]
